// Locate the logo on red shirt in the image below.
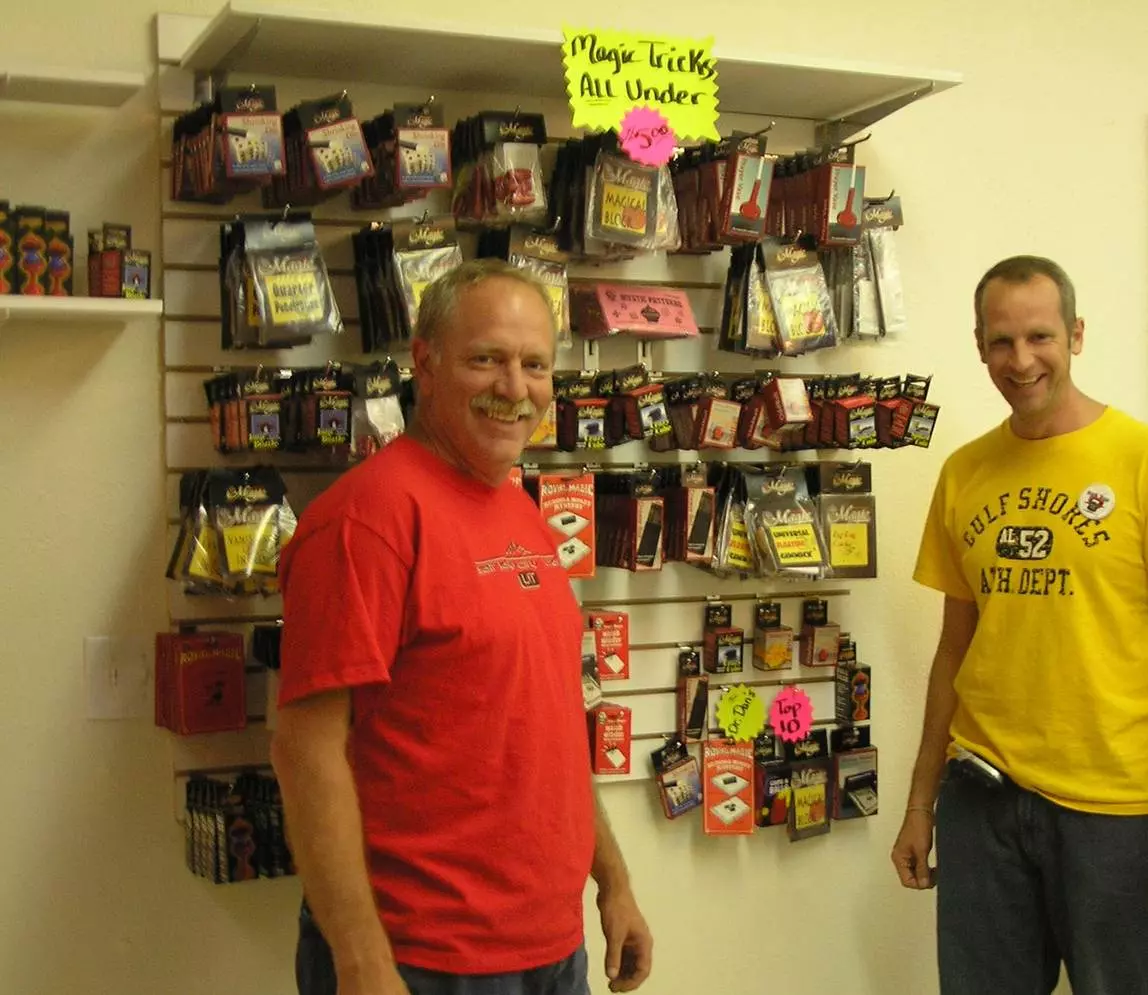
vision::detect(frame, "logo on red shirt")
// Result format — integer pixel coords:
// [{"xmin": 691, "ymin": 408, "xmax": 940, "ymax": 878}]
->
[{"xmin": 475, "ymin": 542, "xmax": 559, "ymax": 577}]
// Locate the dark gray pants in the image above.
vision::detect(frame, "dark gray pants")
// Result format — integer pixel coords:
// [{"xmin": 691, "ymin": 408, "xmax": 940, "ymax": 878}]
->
[
  {"xmin": 296, "ymin": 902, "xmax": 590, "ymax": 995},
  {"xmin": 936, "ymin": 761, "xmax": 1148, "ymax": 995}
]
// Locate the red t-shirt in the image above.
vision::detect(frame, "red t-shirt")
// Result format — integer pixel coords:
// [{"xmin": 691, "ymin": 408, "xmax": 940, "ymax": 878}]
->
[{"xmin": 278, "ymin": 436, "xmax": 595, "ymax": 974}]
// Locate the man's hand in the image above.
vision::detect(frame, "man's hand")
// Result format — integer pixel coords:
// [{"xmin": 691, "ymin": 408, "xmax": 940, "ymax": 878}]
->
[
  {"xmin": 597, "ymin": 885, "xmax": 653, "ymax": 992},
  {"xmin": 891, "ymin": 809, "xmax": 937, "ymax": 889}
]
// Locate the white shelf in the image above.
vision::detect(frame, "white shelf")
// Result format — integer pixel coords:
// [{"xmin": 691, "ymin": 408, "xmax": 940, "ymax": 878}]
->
[
  {"xmin": 159, "ymin": 3, "xmax": 960, "ymax": 130},
  {"xmin": 0, "ymin": 296, "xmax": 163, "ymax": 327},
  {"xmin": 0, "ymin": 66, "xmax": 146, "ymax": 108}
]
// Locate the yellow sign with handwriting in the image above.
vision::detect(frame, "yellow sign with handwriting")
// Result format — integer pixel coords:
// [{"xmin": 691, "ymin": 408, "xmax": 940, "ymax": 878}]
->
[
  {"xmin": 562, "ymin": 28, "xmax": 720, "ymax": 142},
  {"xmin": 716, "ymin": 685, "xmax": 766, "ymax": 743}
]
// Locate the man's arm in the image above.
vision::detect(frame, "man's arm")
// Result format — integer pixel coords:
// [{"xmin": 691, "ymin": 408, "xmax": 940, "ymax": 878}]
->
[
  {"xmin": 590, "ymin": 788, "xmax": 653, "ymax": 993},
  {"xmin": 271, "ymin": 690, "xmax": 408, "ymax": 995},
  {"xmin": 891, "ymin": 595, "xmax": 978, "ymax": 889}
]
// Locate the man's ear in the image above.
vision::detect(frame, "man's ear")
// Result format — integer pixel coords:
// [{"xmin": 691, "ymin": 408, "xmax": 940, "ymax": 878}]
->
[
  {"xmin": 411, "ymin": 338, "xmax": 434, "ymax": 383},
  {"xmin": 974, "ymin": 326, "xmax": 987, "ymax": 364},
  {"xmin": 1070, "ymin": 317, "xmax": 1085, "ymax": 356}
]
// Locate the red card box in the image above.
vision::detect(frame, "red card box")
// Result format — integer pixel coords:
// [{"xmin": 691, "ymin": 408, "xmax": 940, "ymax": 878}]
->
[
  {"xmin": 571, "ymin": 283, "xmax": 699, "ymax": 340},
  {"xmin": 155, "ymin": 632, "xmax": 247, "ymax": 735},
  {"xmin": 589, "ymin": 703, "xmax": 632, "ymax": 775}
]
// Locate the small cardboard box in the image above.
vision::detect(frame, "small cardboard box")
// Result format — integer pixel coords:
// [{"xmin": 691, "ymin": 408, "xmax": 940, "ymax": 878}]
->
[
  {"xmin": 705, "ymin": 626, "xmax": 744, "ymax": 674},
  {"xmin": 589, "ymin": 703, "xmax": 632, "ymax": 775},
  {"xmin": 703, "ymin": 740, "xmax": 755, "ymax": 835},
  {"xmin": 537, "ymin": 473, "xmax": 596, "ymax": 578},
  {"xmin": 752, "ymin": 601, "xmax": 793, "ymax": 672},
  {"xmin": 588, "ymin": 611, "xmax": 629, "ymax": 681},
  {"xmin": 833, "ymin": 746, "xmax": 878, "ymax": 819}
]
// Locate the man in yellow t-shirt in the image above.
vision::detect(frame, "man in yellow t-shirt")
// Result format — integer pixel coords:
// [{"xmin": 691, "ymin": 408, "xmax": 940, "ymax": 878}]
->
[{"xmin": 891, "ymin": 255, "xmax": 1148, "ymax": 995}]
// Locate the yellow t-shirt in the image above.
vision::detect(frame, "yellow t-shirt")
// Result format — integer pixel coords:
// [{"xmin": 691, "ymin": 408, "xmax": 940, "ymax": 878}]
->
[{"xmin": 914, "ymin": 407, "xmax": 1148, "ymax": 814}]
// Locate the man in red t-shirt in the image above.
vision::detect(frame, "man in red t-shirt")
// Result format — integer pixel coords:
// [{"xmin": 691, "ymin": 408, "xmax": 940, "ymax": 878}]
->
[{"xmin": 273, "ymin": 259, "xmax": 652, "ymax": 995}]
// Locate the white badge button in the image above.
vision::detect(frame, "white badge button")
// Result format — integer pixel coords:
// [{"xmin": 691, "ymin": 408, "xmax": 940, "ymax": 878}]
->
[{"xmin": 1078, "ymin": 483, "xmax": 1116, "ymax": 521}]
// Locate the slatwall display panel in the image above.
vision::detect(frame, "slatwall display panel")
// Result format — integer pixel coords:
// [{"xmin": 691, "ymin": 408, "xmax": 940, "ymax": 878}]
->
[
  {"xmin": 158, "ymin": 63, "xmax": 877, "ymax": 787},
  {"xmin": 164, "ymin": 319, "xmax": 408, "ymax": 371}
]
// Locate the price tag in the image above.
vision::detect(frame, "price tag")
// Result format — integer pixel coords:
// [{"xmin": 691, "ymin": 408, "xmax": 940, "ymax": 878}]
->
[
  {"xmin": 619, "ymin": 106, "xmax": 677, "ymax": 167},
  {"xmin": 769, "ymin": 686, "xmax": 813, "ymax": 742},
  {"xmin": 715, "ymin": 684, "xmax": 765, "ymax": 743}
]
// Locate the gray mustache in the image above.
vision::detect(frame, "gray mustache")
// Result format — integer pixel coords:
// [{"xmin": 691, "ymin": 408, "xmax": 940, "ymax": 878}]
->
[{"xmin": 471, "ymin": 395, "xmax": 537, "ymax": 419}]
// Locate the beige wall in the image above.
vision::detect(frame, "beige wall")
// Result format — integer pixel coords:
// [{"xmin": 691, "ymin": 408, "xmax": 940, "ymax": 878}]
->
[{"xmin": 1, "ymin": 1, "xmax": 1143, "ymax": 993}]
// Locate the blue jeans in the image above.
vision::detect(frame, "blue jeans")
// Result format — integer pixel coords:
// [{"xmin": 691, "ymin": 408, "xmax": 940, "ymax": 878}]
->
[
  {"xmin": 296, "ymin": 903, "xmax": 590, "ymax": 995},
  {"xmin": 935, "ymin": 761, "xmax": 1148, "ymax": 995}
]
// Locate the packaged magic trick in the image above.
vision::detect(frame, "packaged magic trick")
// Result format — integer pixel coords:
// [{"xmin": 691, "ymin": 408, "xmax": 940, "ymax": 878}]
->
[
  {"xmin": 874, "ymin": 373, "xmax": 938, "ymax": 449},
  {"xmin": 742, "ymin": 464, "xmax": 831, "ymax": 579},
  {"xmin": 799, "ymin": 598, "xmax": 840, "ymax": 668},
  {"xmin": 709, "ymin": 464, "xmax": 756, "ymax": 576},
  {"xmin": 585, "ymin": 136, "xmax": 680, "ymax": 253},
  {"xmin": 587, "ymin": 611, "xmax": 629, "ymax": 681},
  {"xmin": 352, "ymin": 223, "xmax": 412, "ymax": 350},
  {"xmin": 265, "ymin": 92, "xmax": 373, "ymax": 208},
  {"xmin": 662, "ymin": 465, "xmax": 716, "ymax": 564},
  {"xmin": 754, "ymin": 735, "xmax": 791, "ymax": 828},
  {"xmin": 589, "ymin": 703, "xmax": 632, "ymax": 775},
  {"xmin": 570, "ymin": 282, "xmax": 699, "ymax": 341},
  {"xmin": 833, "ymin": 735, "xmax": 878, "ymax": 820},
  {"xmin": 737, "ymin": 374, "xmax": 812, "ymax": 451},
  {"xmin": 183, "ymin": 773, "xmax": 295, "ymax": 882},
  {"xmin": 677, "ymin": 647, "xmax": 708, "ymax": 743},
  {"xmin": 170, "ymin": 84, "xmax": 285, "ymax": 204},
  {"xmin": 762, "ymin": 240, "xmax": 838, "ymax": 356},
  {"xmin": 154, "ymin": 631, "xmax": 246, "ymax": 735},
  {"xmin": 789, "ymin": 761, "xmax": 832, "ymax": 841},
  {"xmin": 752, "ymin": 600, "xmax": 793, "ymax": 672},
  {"xmin": 718, "ymin": 133, "xmax": 775, "ymax": 244},
  {"xmin": 451, "ymin": 110, "xmax": 548, "ymax": 226},
  {"xmin": 526, "ymin": 471, "xmax": 596, "ymax": 578},
  {"xmin": 703, "ymin": 740, "xmax": 755, "ymax": 836},
  {"xmin": 835, "ymin": 638, "xmax": 872, "ymax": 725},
  {"xmin": 166, "ymin": 468, "xmax": 297, "ymax": 597},
  {"xmin": 594, "ymin": 470, "xmax": 665, "ymax": 573},
  {"xmin": 90, "ymin": 222, "xmax": 149, "ymax": 300},
  {"xmin": 220, "ymin": 213, "xmax": 343, "ymax": 349},
  {"xmin": 351, "ymin": 360, "xmax": 406, "ymax": 459},
  {"xmin": 719, "ymin": 243, "xmax": 782, "ymax": 357},
  {"xmin": 651, "ymin": 738, "xmax": 703, "ymax": 819},
  {"xmin": 392, "ymin": 217, "xmax": 463, "ymax": 334},
  {"xmin": 349, "ymin": 101, "xmax": 446, "ymax": 212},
  {"xmin": 702, "ymin": 599, "xmax": 743, "ymax": 675},
  {"xmin": 7, "ymin": 206, "xmax": 75, "ymax": 296},
  {"xmin": 540, "ymin": 131, "xmax": 679, "ymax": 260},
  {"xmin": 864, "ymin": 195, "xmax": 907, "ymax": 335},
  {"xmin": 809, "ymin": 461, "xmax": 877, "ymax": 577}
]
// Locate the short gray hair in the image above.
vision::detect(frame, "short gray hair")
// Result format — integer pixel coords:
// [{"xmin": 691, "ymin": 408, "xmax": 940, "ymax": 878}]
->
[
  {"xmin": 415, "ymin": 258, "xmax": 557, "ymax": 346},
  {"xmin": 974, "ymin": 255, "xmax": 1077, "ymax": 336}
]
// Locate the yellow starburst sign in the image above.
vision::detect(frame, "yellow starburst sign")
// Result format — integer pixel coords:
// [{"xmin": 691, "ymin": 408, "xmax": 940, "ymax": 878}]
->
[{"xmin": 561, "ymin": 27, "xmax": 721, "ymax": 142}]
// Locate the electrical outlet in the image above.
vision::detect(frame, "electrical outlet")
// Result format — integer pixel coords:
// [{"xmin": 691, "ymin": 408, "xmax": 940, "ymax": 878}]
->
[{"xmin": 84, "ymin": 635, "xmax": 151, "ymax": 720}]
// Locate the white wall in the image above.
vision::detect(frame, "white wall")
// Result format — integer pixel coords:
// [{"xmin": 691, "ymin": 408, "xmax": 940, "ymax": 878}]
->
[{"xmin": 1, "ymin": 2, "xmax": 1144, "ymax": 993}]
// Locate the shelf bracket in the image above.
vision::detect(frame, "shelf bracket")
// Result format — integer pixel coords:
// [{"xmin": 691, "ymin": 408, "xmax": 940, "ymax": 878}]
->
[
  {"xmin": 814, "ymin": 82, "xmax": 936, "ymax": 148},
  {"xmin": 193, "ymin": 16, "xmax": 264, "ymax": 104},
  {"xmin": 582, "ymin": 337, "xmax": 598, "ymax": 372}
]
